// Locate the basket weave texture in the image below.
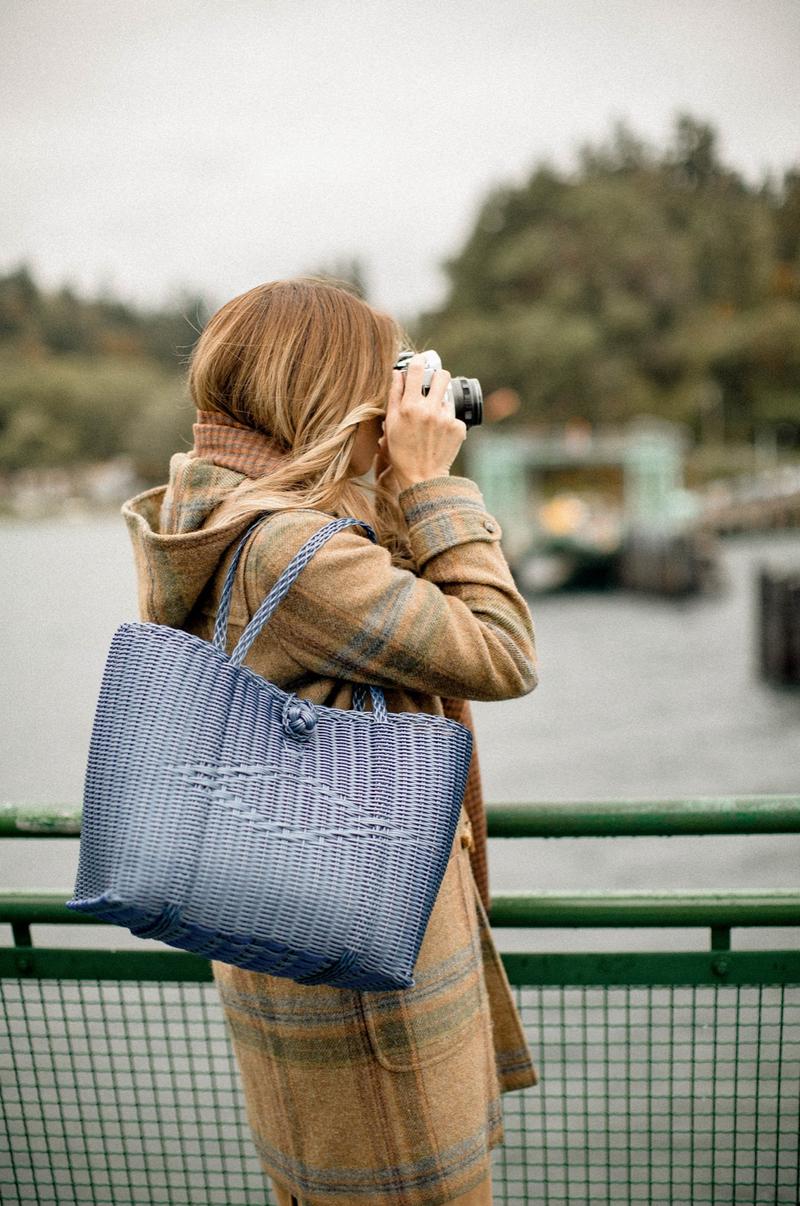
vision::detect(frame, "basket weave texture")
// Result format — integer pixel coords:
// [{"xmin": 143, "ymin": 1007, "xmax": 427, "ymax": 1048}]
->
[{"xmin": 68, "ymin": 517, "xmax": 472, "ymax": 990}]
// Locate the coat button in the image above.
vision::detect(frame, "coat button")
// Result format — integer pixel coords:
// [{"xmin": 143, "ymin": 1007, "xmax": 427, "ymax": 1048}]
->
[
  {"xmin": 461, "ymin": 826, "xmax": 475, "ymax": 851},
  {"xmin": 483, "ymin": 520, "xmax": 496, "ymax": 533}
]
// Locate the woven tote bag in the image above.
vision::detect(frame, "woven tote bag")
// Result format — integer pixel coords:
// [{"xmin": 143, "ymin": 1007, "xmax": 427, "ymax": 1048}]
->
[{"xmin": 67, "ymin": 516, "xmax": 472, "ymax": 990}]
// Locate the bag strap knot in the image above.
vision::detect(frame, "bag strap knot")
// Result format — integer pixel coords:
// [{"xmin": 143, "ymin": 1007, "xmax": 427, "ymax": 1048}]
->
[{"xmin": 281, "ymin": 695, "xmax": 318, "ymax": 740}]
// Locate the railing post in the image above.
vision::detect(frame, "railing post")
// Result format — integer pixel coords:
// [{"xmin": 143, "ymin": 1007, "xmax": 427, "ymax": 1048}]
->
[
  {"xmin": 12, "ymin": 921, "xmax": 32, "ymax": 947},
  {"xmin": 710, "ymin": 925, "xmax": 731, "ymax": 951}
]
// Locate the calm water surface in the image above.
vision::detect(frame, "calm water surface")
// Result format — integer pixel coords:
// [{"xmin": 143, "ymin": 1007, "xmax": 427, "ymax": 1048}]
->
[{"xmin": 1, "ymin": 516, "xmax": 798, "ymax": 952}]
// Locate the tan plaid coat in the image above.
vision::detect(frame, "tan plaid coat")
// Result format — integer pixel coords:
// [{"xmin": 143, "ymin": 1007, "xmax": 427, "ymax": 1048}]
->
[{"xmin": 122, "ymin": 414, "xmax": 538, "ymax": 1206}]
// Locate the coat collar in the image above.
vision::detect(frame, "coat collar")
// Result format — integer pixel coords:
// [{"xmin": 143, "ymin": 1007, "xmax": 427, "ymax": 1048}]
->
[
  {"xmin": 192, "ymin": 410, "xmax": 287, "ymax": 479},
  {"xmin": 121, "ymin": 412, "xmax": 290, "ymax": 630}
]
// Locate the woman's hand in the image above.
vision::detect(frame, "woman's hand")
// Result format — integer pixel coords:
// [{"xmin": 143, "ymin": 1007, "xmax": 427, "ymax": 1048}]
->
[{"xmin": 381, "ymin": 354, "xmax": 467, "ymax": 492}]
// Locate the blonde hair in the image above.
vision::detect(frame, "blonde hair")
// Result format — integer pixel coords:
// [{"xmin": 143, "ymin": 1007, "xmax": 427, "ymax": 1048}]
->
[{"xmin": 188, "ymin": 278, "xmax": 411, "ymax": 558}]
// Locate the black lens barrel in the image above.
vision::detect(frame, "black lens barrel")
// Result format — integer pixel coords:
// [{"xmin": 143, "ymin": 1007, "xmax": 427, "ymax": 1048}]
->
[{"xmin": 451, "ymin": 377, "xmax": 483, "ymax": 429}]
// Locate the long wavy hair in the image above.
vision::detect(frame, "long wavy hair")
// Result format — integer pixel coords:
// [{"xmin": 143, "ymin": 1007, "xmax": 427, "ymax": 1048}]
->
[{"xmin": 188, "ymin": 278, "xmax": 412, "ymax": 560}]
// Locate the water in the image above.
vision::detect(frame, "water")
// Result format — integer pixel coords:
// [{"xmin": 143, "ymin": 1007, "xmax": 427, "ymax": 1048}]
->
[{"xmin": 0, "ymin": 517, "xmax": 798, "ymax": 952}]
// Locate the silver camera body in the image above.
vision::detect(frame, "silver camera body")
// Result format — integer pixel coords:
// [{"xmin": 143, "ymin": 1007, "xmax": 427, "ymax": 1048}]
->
[{"xmin": 394, "ymin": 350, "xmax": 483, "ymax": 429}]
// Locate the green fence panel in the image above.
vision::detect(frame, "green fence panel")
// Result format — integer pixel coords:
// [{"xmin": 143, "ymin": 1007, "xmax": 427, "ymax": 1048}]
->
[
  {"xmin": 1, "ymin": 796, "xmax": 798, "ymax": 1204},
  {"xmin": 499, "ymin": 982, "xmax": 800, "ymax": 1205},
  {"xmin": 1, "ymin": 966, "xmax": 798, "ymax": 1205}
]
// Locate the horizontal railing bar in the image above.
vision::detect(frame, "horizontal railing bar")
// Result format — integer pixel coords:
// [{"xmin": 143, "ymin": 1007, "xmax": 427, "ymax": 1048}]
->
[
  {"xmin": 486, "ymin": 796, "xmax": 800, "ymax": 837},
  {"xmin": 490, "ymin": 890, "xmax": 800, "ymax": 927},
  {"xmin": 3, "ymin": 796, "xmax": 800, "ymax": 838},
  {"xmin": 1, "ymin": 946, "xmax": 799, "ymax": 987},
  {"xmin": 3, "ymin": 890, "xmax": 799, "ymax": 930},
  {"xmin": 0, "ymin": 946, "xmax": 214, "ymax": 982},
  {"xmin": 0, "ymin": 803, "xmax": 81, "ymax": 837},
  {"xmin": 500, "ymin": 950, "xmax": 800, "ymax": 987}
]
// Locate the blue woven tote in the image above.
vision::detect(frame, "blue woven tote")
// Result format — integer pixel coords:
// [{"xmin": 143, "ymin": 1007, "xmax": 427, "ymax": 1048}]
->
[{"xmin": 67, "ymin": 516, "xmax": 472, "ymax": 991}]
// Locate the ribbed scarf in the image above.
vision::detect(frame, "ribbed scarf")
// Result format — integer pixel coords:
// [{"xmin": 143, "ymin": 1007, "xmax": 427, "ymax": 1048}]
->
[{"xmin": 192, "ymin": 409, "xmax": 288, "ymax": 479}]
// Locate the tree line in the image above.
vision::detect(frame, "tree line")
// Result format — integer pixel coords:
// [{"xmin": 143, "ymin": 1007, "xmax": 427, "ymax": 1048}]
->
[
  {"xmin": 0, "ymin": 270, "xmax": 205, "ymax": 480},
  {"xmin": 418, "ymin": 116, "xmax": 800, "ymax": 446},
  {"xmin": 2, "ymin": 114, "xmax": 798, "ymax": 483}
]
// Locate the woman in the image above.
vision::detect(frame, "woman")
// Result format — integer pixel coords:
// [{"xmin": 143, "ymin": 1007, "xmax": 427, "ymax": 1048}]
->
[{"xmin": 122, "ymin": 279, "xmax": 538, "ymax": 1206}]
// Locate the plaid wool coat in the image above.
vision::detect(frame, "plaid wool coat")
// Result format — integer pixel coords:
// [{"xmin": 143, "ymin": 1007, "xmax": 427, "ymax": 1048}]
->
[{"xmin": 122, "ymin": 413, "xmax": 539, "ymax": 1206}]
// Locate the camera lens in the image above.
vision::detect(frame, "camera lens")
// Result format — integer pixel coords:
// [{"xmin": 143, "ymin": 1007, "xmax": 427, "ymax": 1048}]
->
[
  {"xmin": 450, "ymin": 377, "xmax": 483, "ymax": 429},
  {"xmin": 392, "ymin": 351, "xmax": 483, "ymax": 429}
]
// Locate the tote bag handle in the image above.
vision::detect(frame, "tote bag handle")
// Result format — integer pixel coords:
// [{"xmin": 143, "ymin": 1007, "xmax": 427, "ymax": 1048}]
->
[{"xmin": 212, "ymin": 516, "xmax": 387, "ymax": 719}]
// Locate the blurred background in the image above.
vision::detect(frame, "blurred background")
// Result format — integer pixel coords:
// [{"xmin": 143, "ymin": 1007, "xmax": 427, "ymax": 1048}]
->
[{"xmin": 1, "ymin": 0, "xmax": 799, "ymax": 951}]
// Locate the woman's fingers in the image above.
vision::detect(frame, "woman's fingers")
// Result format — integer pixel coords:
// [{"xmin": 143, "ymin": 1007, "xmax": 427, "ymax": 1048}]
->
[
  {"xmin": 400, "ymin": 353, "xmax": 428, "ymax": 401},
  {"xmin": 423, "ymin": 373, "xmax": 453, "ymax": 417},
  {"xmin": 398, "ymin": 354, "xmax": 452, "ymax": 412},
  {"xmin": 387, "ymin": 369, "xmax": 404, "ymax": 411}
]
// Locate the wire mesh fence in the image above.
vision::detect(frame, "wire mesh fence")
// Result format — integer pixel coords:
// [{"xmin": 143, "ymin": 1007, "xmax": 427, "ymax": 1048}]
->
[
  {"xmin": 1, "ymin": 976, "xmax": 798, "ymax": 1206},
  {"xmin": 496, "ymin": 984, "xmax": 800, "ymax": 1205},
  {"xmin": 0, "ymin": 979, "xmax": 266, "ymax": 1206}
]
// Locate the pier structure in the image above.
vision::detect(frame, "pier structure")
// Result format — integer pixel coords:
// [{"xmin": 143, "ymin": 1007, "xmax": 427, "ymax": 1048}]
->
[
  {"xmin": 466, "ymin": 425, "xmax": 711, "ymax": 594},
  {"xmin": 702, "ymin": 467, "xmax": 800, "ymax": 534}
]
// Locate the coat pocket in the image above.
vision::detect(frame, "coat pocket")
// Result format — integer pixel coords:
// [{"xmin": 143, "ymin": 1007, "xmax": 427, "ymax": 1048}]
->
[{"xmin": 359, "ymin": 824, "xmax": 487, "ymax": 1072}]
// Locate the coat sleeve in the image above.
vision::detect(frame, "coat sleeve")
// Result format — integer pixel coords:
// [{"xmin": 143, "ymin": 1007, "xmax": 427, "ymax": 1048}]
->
[{"xmin": 242, "ymin": 476, "xmax": 538, "ymax": 702}]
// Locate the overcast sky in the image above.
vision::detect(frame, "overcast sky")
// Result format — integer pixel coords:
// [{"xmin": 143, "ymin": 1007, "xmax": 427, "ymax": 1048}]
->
[{"xmin": 2, "ymin": 0, "xmax": 799, "ymax": 322}]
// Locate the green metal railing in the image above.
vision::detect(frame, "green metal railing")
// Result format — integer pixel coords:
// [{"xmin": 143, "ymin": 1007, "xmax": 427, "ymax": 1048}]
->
[{"xmin": 1, "ymin": 797, "xmax": 799, "ymax": 1204}]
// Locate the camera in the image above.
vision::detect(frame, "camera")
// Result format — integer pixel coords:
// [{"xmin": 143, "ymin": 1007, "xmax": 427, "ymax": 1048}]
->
[{"xmin": 394, "ymin": 350, "xmax": 483, "ymax": 429}]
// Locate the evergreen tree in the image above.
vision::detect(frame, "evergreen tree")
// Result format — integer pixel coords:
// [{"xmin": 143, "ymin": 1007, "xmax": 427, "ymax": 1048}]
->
[{"xmin": 418, "ymin": 116, "xmax": 800, "ymax": 443}]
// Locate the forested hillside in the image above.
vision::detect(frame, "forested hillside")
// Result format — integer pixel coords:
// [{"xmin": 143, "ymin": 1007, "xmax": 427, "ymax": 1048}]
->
[
  {"xmin": 3, "ymin": 115, "xmax": 799, "ymax": 488},
  {"xmin": 0, "ymin": 270, "xmax": 204, "ymax": 480},
  {"xmin": 418, "ymin": 116, "xmax": 800, "ymax": 444}
]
